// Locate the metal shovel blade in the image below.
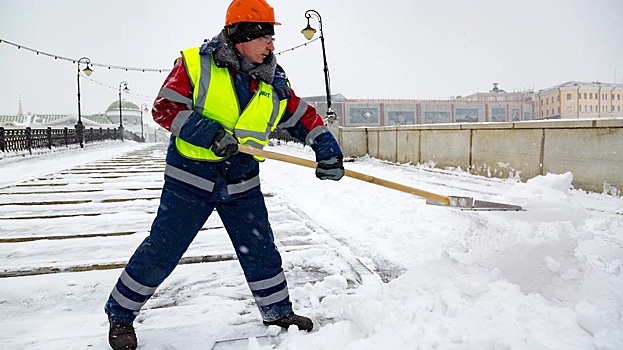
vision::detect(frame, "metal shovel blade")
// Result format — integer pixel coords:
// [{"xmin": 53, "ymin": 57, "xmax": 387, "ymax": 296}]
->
[{"xmin": 427, "ymin": 196, "xmax": 523, "ymax": 211}]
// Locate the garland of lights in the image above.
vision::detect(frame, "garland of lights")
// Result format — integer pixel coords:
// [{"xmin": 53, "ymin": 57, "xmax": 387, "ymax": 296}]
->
[
  {"xmin": 79, "ymin": 74, "xmax": 156, "ymax": 103},
  {"xmin": 0, "ymin": 38, "xmax": 170, "ymax": 72},
  {"xmin": 0, "ymin": 37, "xmax": 320, "ymax": 73},
  {"xmin": 1, "ymin": 36, "xmax": 322, "ymax": 106}
]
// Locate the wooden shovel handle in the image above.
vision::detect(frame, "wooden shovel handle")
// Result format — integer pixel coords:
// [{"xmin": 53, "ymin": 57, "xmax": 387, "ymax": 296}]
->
[{"xmin": 238, "ymin": 144, "xmax": 451, "ymax": 205}]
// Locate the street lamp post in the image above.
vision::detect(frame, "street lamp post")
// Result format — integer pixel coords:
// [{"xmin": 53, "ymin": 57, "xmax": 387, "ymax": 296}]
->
[
  {"xmin": 76, "ymin": 57, "xmax": 93, "ymax": 148},
  {"xmin": 140, "ymin": 103, "xmax": 148, "ymax": 142},
  {"xmin": 118, "ymin": 81, "xmax": 129, "ymax": 141},
  {"xmin": 301, "ymin": 9, "xmax": 336, "ymax": 124}
]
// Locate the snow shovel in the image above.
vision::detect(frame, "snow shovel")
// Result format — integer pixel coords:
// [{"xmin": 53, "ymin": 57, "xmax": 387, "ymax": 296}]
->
[{"xmin": 237, "ymin": 145, "xmax": 523, "ymax": 211}]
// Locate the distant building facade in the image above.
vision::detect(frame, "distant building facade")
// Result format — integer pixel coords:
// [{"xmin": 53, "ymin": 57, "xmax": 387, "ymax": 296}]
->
[
  {"xmin": 304, "ymin": 81, "xmax": 623, "ymax": 127},
  {"xmin": 105, "ymin": 100, "xmax": 144, "ymax": 136},
  {"xmin": 304, "ymin": 83, "xmax": 535, "ymax": 127},
  {"xmin": 534, "ymin": 81, "xmax": 623, "ymax": 120},
  {"xmin": 0, "ymin": 113, "xmax": 111, "ymax": 128},
  {"xmin": 0, "ymin": 99, "xmax": 170, "ymax": 143}
]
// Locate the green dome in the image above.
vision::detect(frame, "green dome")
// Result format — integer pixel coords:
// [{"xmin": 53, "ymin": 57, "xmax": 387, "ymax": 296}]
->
[{"xmin": 106, "ymin": 100, "xmax": 140, "ymax": 112}]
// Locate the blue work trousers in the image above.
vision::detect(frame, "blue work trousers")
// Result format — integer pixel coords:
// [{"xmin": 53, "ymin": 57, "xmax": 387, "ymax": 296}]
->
[{"xmin": 105, "ymin": 179, "xmax": 293, "ymax": 323}]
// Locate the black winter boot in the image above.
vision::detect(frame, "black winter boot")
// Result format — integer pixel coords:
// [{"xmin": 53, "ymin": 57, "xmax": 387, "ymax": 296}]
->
[
  {"xmin": 263, "ymin": 312, "xmax": 313, "ymax": 332},
  {"xmin": 108, "ymin": 318, "xmax": 137, "ymax": 350}
]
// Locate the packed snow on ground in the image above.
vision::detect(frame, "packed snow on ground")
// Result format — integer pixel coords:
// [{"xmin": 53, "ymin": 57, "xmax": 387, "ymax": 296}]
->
[{"xmin": 0, "ymin": 141, "xmax": 621, "ymax": 349}]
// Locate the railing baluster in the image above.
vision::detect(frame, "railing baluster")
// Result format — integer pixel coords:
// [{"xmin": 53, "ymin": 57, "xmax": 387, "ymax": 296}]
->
[
  {"xmin": 0, "ymin": 127, "xmax": 5, "ymax": 152},
  {"xmin": 26, "ymin": 127, "xmax": 32, "ymax": 155},
  {"xmin": 47, "ymin": 127, "xmax": 52, "ymax": 149}
]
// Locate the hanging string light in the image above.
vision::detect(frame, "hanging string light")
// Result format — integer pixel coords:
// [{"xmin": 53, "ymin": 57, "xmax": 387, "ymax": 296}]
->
[
  {"xmin": 0, "ymin": 37, "xmax": 320, "ymax": 72},
  {"xmin": 275, "ymin": 37, "xmax": 319, "ymax": 55},
  {"xmin": 79, "ymin": 74, "xmax": 155, "ymax": 103},
  {"xmin": 0, "ymin": 38, "xmax": 170, "ymax": 73}
]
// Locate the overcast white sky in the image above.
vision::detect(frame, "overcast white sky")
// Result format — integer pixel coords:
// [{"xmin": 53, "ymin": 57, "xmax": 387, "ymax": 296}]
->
[{"xmin": 1, "ymin": 0, "xmax": 622, "ymax": 115}]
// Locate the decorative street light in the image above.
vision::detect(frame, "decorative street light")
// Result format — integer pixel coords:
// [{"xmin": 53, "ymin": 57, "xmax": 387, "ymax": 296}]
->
[
  {"xmin": 301, "ymin": 9, "xmax": 336, "ymax": 124},
  {"xmin": 140, "ymin": 103, "xmax": 148, "ymax": 142},
  {"xmin": 76, "ymin": 57, "xmax": 93, "ymax": 148},
  {"xmin": 118, "ymin": 81, "xmax": 129, "ymax": 141}
]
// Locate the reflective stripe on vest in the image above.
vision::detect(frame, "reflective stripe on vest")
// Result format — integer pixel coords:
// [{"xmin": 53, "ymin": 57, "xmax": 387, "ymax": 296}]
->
[{"xmin": 175, "ymin": 47, "xmax": 287, "ymax": 161}]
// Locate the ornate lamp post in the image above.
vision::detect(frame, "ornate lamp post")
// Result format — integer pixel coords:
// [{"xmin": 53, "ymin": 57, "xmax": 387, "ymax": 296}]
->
[
  {"xmin": 118, "ymin": 81, "xmax": 129, "ymax": 141},
  {"xmin": 76, "ymin": 57, "xmax": 93, "ymax": 148},
  {"xmin": 140, "ymin": 103, "xmax": 148, "ymax": 142},
  {"xmin": 301, "ymin": 9, "xmax": 336, "ymax": 124}
]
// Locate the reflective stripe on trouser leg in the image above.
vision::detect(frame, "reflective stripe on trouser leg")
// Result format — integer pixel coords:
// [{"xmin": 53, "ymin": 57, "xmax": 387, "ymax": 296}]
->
[
  {"xmin": 104, "ymin": 179, "xmax": 215, "ymax": 323},
  {"xmin": 215, "ymin": 187, "xmax": 293, "ymax": 321},
  {"xmin": 248, "ymin": 271, "xmax": 289, "ymax": 307},
  {"xmin": 108, "ymin": 269, "xmax": 159, "ymax": 313}
]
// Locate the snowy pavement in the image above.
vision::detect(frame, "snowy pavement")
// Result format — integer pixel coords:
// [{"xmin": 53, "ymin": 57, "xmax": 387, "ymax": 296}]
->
[
  {"xmin": 1, "ymin": 141, "xmax": 622, "ymax": 349},
  {"xmin": 0, "ymin": 142, "xmax": 373, "ymax": 349}
]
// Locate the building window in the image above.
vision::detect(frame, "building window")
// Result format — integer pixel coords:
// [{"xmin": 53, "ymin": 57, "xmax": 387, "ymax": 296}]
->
[
  {"xmin": 618, "ymin": 106, "xmax": 621, "ymax": 112},
  {"xmin": 557, "ymin": 107, "xmax": 560, "ymax": 113},
  {"xmin": 584, "ymin": 93, "xmax": 587, "ymax": 99},
  {"xmin": 557, "ymin": 95, "xmax": 560, "ymax": 102},
  {"xmin": 604, "ymin": 94, "xmax": 608, "ymax": 100},
  {"xmin": 612, "ymin": 94, "xmax": 615, "ymax": 100},
  {"xmin": 618, "ymin": 94, "xmax": 621, "ymax": 100},
  {"xmin": 590, "ymin": 106, "xmax": 593, "ymax": 112},
  {"xmin": 567, "ymin": 93, "xmax": 572, "ymax": 100},
  {"xmin": 578, "ymin": 93, "xmax": 582, "ymax": 99},
  {"xmin": 590, "ymin": 93, "xmax": 593, "ymax": 99}
]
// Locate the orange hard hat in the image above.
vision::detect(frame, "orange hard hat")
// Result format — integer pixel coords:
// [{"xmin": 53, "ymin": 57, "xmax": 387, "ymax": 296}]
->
[{"xmin": 225, "ymin": 0, "xmax": 281, "ymax": 27}]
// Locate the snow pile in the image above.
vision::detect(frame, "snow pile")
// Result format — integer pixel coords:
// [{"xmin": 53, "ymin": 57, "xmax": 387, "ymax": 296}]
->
[{"xmin": 262, "ymin": 147, "xmax": 623, "ymax": 350}]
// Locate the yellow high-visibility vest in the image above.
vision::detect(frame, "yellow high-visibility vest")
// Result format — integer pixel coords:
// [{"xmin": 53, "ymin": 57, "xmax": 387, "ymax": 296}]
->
[{"xmin": 175, "ymin": 47, "xmax": 287, "ymax": 161}]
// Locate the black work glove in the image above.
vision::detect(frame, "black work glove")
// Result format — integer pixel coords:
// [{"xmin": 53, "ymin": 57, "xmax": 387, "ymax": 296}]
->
[
  {"xmin": 315, "ymin": 156, "xmax": 344, "ymax": 181},
  {"xmin": 211, "ymin": 127, "xmax": 238, "ymax": 157}
]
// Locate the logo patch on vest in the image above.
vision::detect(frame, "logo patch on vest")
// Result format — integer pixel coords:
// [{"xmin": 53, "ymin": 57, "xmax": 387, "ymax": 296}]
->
[{"xmin": 259, "ymin": 91, "xmax": 271, "ymax": 98}]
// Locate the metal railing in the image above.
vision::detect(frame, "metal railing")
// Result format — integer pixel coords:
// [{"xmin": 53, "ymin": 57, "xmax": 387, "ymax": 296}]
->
[
  {"xmin": 0, "ymin": 126, "xmax": 141, "ymax": 154},
  {"xmin": 0, "ymin": 125, "xmax": 288, "ymax": 156}
]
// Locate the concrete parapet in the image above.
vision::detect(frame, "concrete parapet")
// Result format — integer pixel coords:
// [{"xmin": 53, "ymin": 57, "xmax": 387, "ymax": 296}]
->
[
  {"xmin": 396, "ymin": 129, "xmax": 420, "ymax": 164},
  {"xmin": 543, "ymin": 127, "xmax": 622, "ymax": 193},
  {"xmin": 514, "ymin": 119, "xmax": 595, "ymax": 129},
  {"xmin": 595, "ymin": 119, "xmax": 623, "ymax": 128},
  {"xmin": 338, "ymin": 119, "xmax": 623, "ymax": 194},
  {"xmin": 471, "ymin": 128, "xmax": 543, "ymax": 180},
  {"xmin": 420, "ymin": 129, "xmax": 471, "ymax": 169},
  {"xmin": 340, "ymin": 128, "xmax": 368, "ymax": 158},
  {"xmin": 463, "ymin": 122, "xmax": 513, "ymax": 129}
]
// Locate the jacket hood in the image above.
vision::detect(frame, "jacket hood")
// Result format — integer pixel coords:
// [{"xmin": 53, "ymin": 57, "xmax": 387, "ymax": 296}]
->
[{"xmin": 200, "ymin": 30, "xmax": 277, "ymax": 84}]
